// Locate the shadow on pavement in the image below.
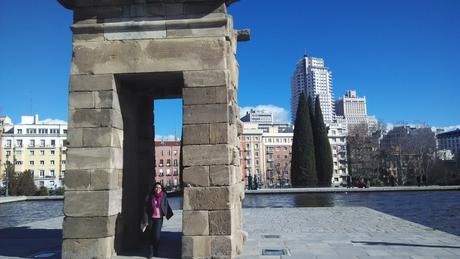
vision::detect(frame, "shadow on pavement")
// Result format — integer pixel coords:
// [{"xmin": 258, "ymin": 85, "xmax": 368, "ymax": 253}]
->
[
  {"xmin": 352, "ymin": 240, "xmax": 460, "ymax": 249},
  {"xmin": 116, "ymin": 231, "xmax": 182, "ymax": 259},
  {"xmin": 0, "ymin": 227, "xmax": 62, "ymax": 258}
]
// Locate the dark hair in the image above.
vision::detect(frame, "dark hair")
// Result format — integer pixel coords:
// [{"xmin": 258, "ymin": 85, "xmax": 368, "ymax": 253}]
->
[{"xmin": 154, "ymin": 182, "xmax": 164, "ymax": 192}]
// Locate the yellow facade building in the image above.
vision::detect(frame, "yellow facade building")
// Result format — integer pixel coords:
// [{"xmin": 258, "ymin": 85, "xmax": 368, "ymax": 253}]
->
[{"xmin": 1, "ymin": 115, "xmax": 67, "ymax": 189}]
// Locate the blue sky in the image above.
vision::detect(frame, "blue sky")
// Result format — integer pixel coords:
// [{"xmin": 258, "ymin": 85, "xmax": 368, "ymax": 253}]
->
[{"xmin": 0, "ymin": 0, "xmax": 459, "ymax": 137}]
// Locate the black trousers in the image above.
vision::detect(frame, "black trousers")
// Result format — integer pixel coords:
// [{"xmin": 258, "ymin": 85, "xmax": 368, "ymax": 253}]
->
[{"xmin": 150, "ymin": 218, "xmax": 163, "ymax": 253}]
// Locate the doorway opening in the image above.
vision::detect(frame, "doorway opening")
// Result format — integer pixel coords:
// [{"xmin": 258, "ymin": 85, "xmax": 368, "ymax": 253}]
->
[{"xmin": 114, "ymin": 72, "xmax": 184, "ymax": 255}]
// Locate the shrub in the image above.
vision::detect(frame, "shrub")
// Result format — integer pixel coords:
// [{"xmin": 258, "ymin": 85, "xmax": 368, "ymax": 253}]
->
[{"xmin": 35, "ymin": 186, "xmax": 49, "ymax": 196}]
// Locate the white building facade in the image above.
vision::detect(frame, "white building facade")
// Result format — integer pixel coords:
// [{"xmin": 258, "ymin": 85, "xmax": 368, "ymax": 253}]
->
[
  {"xmin": 436, "ymin": 129, "xmax": 460, "ymax": 159},
  {"xmin": 328, "ymin": 123, "xmax": 349, "ymax": 186},
  {"xmin": 291, "ymin": 55, "xmax": 335, "ymax": 125},
  {"xmin": 335, "ymin": 90, "xmax": 378, "ymax": 132},
  {"xmin": 1, "ymin": 115, "xmax": 67, "ymax": 189}
]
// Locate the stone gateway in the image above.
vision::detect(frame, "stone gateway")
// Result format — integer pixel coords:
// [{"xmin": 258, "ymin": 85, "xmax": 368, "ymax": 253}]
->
[{"xmin": 58, "ymin": 0, "xmax": 248, "ymax": 258}]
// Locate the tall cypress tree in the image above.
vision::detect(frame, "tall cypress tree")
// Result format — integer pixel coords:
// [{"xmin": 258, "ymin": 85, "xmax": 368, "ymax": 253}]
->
[
  {"xmin": 291, "ymin": 93, "xmax": 317, "ymax": 187},
  {"xmin": 313, "ymin": 95, "xmax": 334, "ymax": 187}
]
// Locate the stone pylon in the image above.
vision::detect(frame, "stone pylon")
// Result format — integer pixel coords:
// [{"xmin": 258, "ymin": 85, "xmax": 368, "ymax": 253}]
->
[{"xmin": 58, "ymin": 0, "xmax": 248, "ymax": 258}]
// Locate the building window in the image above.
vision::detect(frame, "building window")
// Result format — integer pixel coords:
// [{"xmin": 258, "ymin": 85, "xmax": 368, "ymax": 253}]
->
[
  {"xmin": 51, "ymin": 140, "xmax": 56, "ymax": 147},
  {"xmin": 50, "ymin": 160, "xmax": 55, "ymax": 165},
  {"xmin": 16, "ymin": 139, "xmax": 23, "ymax": 147},
  {"xmin": 17, "ymin": 129, "xmax": 22, "ymax": 134},
  {"xmin": 166, "ymin": 159, "xmax": 171, "ymax": 167},
  {"xmin": 159, "ymin": 159, "xmax": 164, "ymax": 167},
  {"xmin": 51, "ymin": 150, "xmax": 55, "ymax": 155},
  {"xmin": 173, "ymin": 159, "xmax": 178, "ymax": 167},
  {"xmin": 50, "ymin": 170, "xmax": 55, "ymax": 177},
  {"xmin": 62, "ymin": 160, "xmax": 66, "ymax": 165},
  {"xmin": 159, "ymin": 169, "xmax": 164, "ymax": 176},
  {"xmin": 166, "ymin": 169, "xmax": 171, "ymax": 176},
  {"xmin": 29, "ymin": 161, "xmax": 34, "ymax": 166},
  {"xmin": 15, "ymin": 161, "xmax": 23, "ymax": 165},
  {"xmin": 173, "ymin": 150, "xmax": 177, "ymax": 156},
  {"xmin": 29, "ymin": 140, "xmax": 35, "ymax": 147},
  {"xmin": 173, "ymin": 168, "xmax": 178, "ymax": 176},
  {"xmin": 40, "ymin": 170, "xmax": 45, "ymax": 177},
  {"xmin": 40, "ymin": 139, "xmax": 45, "ymax": 147},
  {"xmin": 40, "ymin": 160, "xmax": 45, "ymax": 165}
]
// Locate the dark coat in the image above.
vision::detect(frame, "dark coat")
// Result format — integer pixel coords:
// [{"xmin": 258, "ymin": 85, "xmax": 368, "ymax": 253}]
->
[{"xmin": 141, "ymin": 191, "xmax": 173, "ymax": 230}]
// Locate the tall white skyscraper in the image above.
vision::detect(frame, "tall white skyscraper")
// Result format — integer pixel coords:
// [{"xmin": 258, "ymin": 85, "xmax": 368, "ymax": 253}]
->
[{"xmin": 291, "ymin": 55, "xmax": 335, "ymax": 125}]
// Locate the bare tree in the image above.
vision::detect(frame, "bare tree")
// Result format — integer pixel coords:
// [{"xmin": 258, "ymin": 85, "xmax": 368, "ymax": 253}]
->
[{"xmin": 347, "ymin": 123, "xmax": 380, "ymax": 184}]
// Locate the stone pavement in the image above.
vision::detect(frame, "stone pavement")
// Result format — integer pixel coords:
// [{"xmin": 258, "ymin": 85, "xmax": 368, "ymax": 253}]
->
[
  {"xmin": 239, "ymin": 207, "xmax": 460, "ymax": 259},
  {"xmin": 1, "ymin": 207, "xmax": 459, "ymax": 258}
]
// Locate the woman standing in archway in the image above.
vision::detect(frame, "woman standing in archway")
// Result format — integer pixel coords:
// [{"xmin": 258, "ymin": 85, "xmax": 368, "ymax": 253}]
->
[{"xmin": 141, "ymin": 182, "xmax": 174, "ymax": 258}]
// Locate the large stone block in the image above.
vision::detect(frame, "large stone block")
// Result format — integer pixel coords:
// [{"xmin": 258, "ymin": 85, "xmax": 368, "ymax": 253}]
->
[
  {"xmin": 183, "ymin": 166, "xmax": 210, "ymax": 187},
  {"xmin": 209, "ymin": 209, "xmax": 232, "ymax": 235},
  {"xmin": 211, "ymin": 235, "xmax": 235, "ymax": 257},
  {"xmin": 182, "ymin": 236, "xmax": 211, "ymax": 258},
  {"xmin": 62, "ymin": 236, "xmax": 114, "ymax": 259},
  {"xmin": 183, "ymin": 104, "xmax": 228, "ymax": 124},
  {"xmin": 95, "ymin": 90, "xmax": 120, "ymax": 110},
  {"xmin": 182, "ymin": 124, "xmax": 209, "ymax": 145},
  {"xmin": 64, "ymin": 169, "xmax": 91, "ymax": 190},
  {"xmin": 183, "ymin": 70, "xmax": 227, "ymax": 88},
  {"xmin": 71, "ymin": 38, "xmax": 226, "ymax": 75},
  {"xmin": 183, "ymin": 186, "xmax": 230, "ymax": 210},
  {"xmin": 69, "ymin": 91, "xmax": 94, "ymax": 109},
  {"xmin": 91, "ymin": 169, "xmax": 122, "ymax": 190},
  {"xmin": 66, "ymin": 128, "xmax": 83, "ymax": 147},
  {"xmin": 70, "ymin": 74, "xmax": 115, "ymax": 92},
  {"xmin": 66, "ymin": 147, "xmax": 123, "ymax": 170},
  {"xmin": 210, "ymin": 165, "xmax": 235, "ymax": 186},
  {"xmin": 69, "ymin": 108, "xmax": 123, "ymax": 129},
  {"xmin": 182, "ymin": 86, "xmax": 227, "ymax": 105},
  {"xmin": 182, "ymin": 144, "xmax": 231, "ymax": 166},
  {"xmin": 210, "ymin": 123, "xmax": 229, "ymax": 144},
  {"xmin": 63, "ymin": 215, "xmax": 117, "ymax": 239},
  {"xmin": 82, "ymin": 127, "xmax": 123, "ymax": 147},
  {"xmin": 182, "ymin": 210, "xmax": 209, "ymax": 236},
  {"xmin": 64, "ymin": 190, "xmax": 121, "ymax": 217},
  {"xmin": 65, "ymin": 169, "xmax": 121, "ymax": 191}
]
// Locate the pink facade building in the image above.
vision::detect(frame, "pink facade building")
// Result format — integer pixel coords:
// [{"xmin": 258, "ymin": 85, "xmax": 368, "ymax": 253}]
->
[{"xmin": 154, "ymin": 140, "xmax": 181, "ymax": 192}]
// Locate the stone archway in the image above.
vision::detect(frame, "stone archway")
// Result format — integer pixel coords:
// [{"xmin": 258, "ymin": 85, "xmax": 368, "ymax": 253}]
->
[{"xmin": 59, "ymin": 0, "xmax": 247, "ymax": 258}]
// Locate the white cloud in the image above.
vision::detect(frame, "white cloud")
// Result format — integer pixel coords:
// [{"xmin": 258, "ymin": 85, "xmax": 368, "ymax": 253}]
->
[
  {"xmin": 155, "ymin": 135, "xmax": 180, "ymax": 141},
  {"xmin": 239, "ymin": 105, "xmax": 290, "ymax": 123},
  {"xmin": 432, "ymin": 125, "xmax": 460, "ymax": 133},
  {"xmin": 38, "ymin": 118, "xmax": 67, "ymax": 125}
]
